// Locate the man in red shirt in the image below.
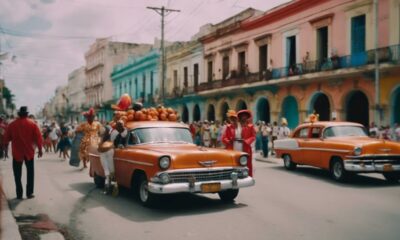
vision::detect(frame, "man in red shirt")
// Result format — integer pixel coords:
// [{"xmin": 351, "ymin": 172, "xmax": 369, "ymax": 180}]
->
[{"xmin": 4, "ymin": 106, "xmax": 43, "ymax": 200}]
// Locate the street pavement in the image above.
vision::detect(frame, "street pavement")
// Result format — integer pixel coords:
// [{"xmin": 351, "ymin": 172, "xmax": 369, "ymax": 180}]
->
[{"xmin": 1, "ymin": 151, "xmax": 400, "ymax": 240}]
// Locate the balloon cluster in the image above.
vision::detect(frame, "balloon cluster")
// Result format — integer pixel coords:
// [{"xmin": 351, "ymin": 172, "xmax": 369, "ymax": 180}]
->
[{"xmin": 109, "ymin": 94, "xmax": 179, "ymax": 128}]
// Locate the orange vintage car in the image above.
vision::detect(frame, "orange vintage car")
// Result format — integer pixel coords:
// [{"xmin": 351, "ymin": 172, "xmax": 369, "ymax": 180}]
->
[
  {"xmin": 88, "ymin": 121, "xmax": 255, "ymax": 206},
  {"xmin": 274, "ymin": 121, "xmax": 400, "ymax": 182}
]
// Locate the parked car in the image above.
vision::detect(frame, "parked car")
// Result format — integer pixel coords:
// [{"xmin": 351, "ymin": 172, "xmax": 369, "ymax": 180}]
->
[
  {"xmin": 88, "ymin": 121, "xmax": 255, "ymax": 206},
  {"xmin": 274, "ymin": 121, "xmax": 400, "ymax": 182}
]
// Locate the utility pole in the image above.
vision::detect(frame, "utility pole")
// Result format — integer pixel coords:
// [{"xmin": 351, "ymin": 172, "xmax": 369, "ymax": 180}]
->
[
  {"xmin": 147, "ymin": 6, "xmax": 180, "ymax": 104},
  {"xmin": 373, "ymin": 0, "xmax": 380, "ymax": 126}
]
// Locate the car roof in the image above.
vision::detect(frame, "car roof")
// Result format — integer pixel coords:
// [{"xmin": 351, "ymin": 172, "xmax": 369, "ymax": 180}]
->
[
  {"xmin": 295, "ymin": 121, "xmax": 364, "ymax": 129},
  {"xmin": 125, "ymin": 121, "xmax": 189, "ymax": 130}
]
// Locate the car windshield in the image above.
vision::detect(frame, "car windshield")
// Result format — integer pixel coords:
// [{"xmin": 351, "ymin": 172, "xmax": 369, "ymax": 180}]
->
[
  {"xmin": 129, "ymin": 127, "xmax": 193, "ymax": 145},
  {"xmin": 323, "ymin": 126, "xmax": 368, "ymax": 138}
]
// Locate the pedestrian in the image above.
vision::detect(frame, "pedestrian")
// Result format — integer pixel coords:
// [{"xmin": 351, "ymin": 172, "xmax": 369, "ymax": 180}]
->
[
  {"xmin": 278, "ymin": 118, "xmax": 291, "ymax": 139},
  {"xmin": 222, "ymin": 109, "xmax": 256, "ymax": 177},
  {"xmin": 0, "ymin": 115, "xmax": 8, "ymax": 160},
  {"xmin": 271, "ymin": 121, "xmax": 279, "ymax": 155},
  {"xmin": 261, "ymin": 121, "xmax": 271, "ymax": 158},
  {"xmin": 255, "ymin": 121, "xmax": 262, "ymax": 152},
  {"xmin": 369, "ymin": 122, "xmax": 379, "ymax": 138},
  {"xmin": 3, "ymin": 106, "xmax": 43, "ymax": 199},
  {"xmin": 210, "ymin": 121, "xmax": 218, "ymax": 148},
  {"xmin": 49, "ymin": 122, "xmax": 60, "ymax": 153},
  {"xmin": 57, "ymin": 123, "xmax": 72, "ymax": 160},
  {"xmin": 394, "ymin": 123, "xmax": 400, "ymax": 142},
  {"xmin": 75, "ymin": 108, "xmax": 102, "ymax": 169},
  {"xmin": 202, "ymin": 120, "xmax": 211, "ymax": 147}
]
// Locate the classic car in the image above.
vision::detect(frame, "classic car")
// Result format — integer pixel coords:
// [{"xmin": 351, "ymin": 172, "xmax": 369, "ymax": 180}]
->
[
  {"xmin": 88, "ymin": 121, "xmax": 255, "ymax": 206},
  {"xmin": 274, "ymin": 121, "xmax": 400, "ymax": 182}
]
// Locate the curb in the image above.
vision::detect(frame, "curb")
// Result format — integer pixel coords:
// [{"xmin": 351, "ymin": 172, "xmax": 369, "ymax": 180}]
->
[{"xmin": 1, "ymin": 194, "xmax": 22, "ymax": 240}]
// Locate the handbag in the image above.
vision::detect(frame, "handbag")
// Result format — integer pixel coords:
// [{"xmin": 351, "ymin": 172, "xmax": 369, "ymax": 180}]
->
[{"xmin": 97, "ymin": 141, "xmax": 114, "ymax": 153}]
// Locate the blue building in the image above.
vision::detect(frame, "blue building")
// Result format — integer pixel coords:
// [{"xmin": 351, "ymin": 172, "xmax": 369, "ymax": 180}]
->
[{"xmin": 111, "ymin": 49, "xmax": 160, "ymax": 113}]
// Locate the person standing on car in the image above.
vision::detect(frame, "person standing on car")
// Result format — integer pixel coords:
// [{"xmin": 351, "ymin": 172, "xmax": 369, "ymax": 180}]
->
[
  {"xmin": 3, "ymin": 106, "xmax": 43, "ymax": 199},
  {"xmin": 222, "ymin": 110, "xmax": 256, "ymax": 177}
]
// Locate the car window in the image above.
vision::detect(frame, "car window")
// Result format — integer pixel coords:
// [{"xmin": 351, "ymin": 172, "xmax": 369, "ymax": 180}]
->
[
  {"xmin": 311, "ymin": 127, "xmax": 322, "ymax": 138},
  {"xmin": 323, "ymin": 126, "xmax": 367, "ymax": 138},
  {"xmin": 294, "ymin": 127, "xmax": 309, "ymax": 138}
]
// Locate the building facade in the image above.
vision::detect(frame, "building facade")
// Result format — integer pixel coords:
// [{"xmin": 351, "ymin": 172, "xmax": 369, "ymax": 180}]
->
[
  {"xmin": 66, "ymin": 66, "xmax": 86, "ymax": 123},
  {"xmin": 166, "ymin": 0, "xmax": 400, "ymax": 129},
  {"xmin": 111, "ymin": 49, "xmax": 160, "ymax": 119},
  {"xmin": 84, "ymin": 38, "xmax": 152, "ymax": 121}
]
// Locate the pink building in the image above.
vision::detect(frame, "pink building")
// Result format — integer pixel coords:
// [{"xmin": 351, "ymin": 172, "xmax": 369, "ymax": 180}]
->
[{"xmin": 166, "ymin": 0, "xmax": 400, "ymax": 129}]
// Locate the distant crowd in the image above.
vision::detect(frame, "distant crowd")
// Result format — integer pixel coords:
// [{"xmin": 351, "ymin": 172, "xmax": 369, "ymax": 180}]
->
[{"xmin": 369, "ymin": 122, "xmax": 400, "ymax": 141}]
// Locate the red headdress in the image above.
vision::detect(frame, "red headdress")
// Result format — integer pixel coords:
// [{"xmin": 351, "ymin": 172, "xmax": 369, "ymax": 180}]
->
[
  {"xmin": 111, "ymin": 94, "xmax": 132, "ymax": 111},
  {"xmin": 82, "ymin": 108, "xmax": 95, "ymax": 117}
]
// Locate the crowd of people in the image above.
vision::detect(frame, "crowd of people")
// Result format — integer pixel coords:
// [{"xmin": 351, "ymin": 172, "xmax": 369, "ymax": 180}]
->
[{"xmin": 2, "ymin": 104, "xmax": 400, "ymax": 200}]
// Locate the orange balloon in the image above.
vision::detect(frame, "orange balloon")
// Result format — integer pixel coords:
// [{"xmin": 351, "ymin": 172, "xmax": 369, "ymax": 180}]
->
[
  {"xmin": 135, "ymin": 111, "xmax": 143, "ymax": 121},
  {"xmin": 160, "ymin": 113, "xmax": 167, "ymax": 121}
]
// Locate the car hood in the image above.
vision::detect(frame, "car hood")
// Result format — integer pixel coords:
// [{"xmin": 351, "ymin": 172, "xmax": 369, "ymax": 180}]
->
[{"xmin": 133, "ymin": 144, "xmax": 241, "ymax": 169}]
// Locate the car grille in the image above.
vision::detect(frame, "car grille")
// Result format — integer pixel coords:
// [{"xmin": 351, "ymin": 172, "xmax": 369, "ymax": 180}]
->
[{"xmin": 168, "ymin": 169, "xmax": 237, "ymax": 183}]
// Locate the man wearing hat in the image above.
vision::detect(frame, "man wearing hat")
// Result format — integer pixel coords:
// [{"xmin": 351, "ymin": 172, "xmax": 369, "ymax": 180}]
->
[
  {"xmin": 4, "ymin": 106, "xmax": 43, "ymax": 199},
  {"xmin": 222, "ymin": 109, "xmax": 256, "ymax": 176}
]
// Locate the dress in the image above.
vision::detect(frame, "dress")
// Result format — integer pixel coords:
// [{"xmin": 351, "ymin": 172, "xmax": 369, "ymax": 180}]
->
[{"xmin": 77, "ymin": 121, "xmax": 101, "ymax": 164}]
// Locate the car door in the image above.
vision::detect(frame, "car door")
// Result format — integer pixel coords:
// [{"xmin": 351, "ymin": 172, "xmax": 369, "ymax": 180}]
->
[
  {"xmin": 302, "ymin": 126, "xmax": 323, "ymax": 167},
  {"xmin": 293, "ymin": 127, "xmax": 311, "ymax": 164}
]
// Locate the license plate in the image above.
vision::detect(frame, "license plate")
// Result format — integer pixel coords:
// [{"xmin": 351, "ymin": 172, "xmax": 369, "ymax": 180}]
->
[
  {"xmin": 201, "ymin": 183, "xmax": 221, "ymax": 193},
  {"xmin": 383, "ymin": 164, "xmax": 393, "ymax": 172}
]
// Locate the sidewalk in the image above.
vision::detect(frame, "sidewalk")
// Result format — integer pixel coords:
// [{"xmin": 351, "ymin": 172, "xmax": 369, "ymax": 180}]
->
[{"xmin": 1, "ymin": 178, "xmax": 22, "ymax": 240}]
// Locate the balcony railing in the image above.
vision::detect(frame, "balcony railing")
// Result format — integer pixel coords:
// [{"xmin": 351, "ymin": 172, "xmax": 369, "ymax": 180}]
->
[{"xmin": 166, "ymin": 45, "xmax": 400, "ymax": 96}]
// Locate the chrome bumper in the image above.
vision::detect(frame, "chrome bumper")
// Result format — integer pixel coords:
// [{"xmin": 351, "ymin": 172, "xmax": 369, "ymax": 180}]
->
[
  {"xmin": 148, "ymin": 177, "xmax": 255, "ymax": 194},
  {"xmin": 344, "ymin": 160, "xmax": 400, "ymax": 173}
]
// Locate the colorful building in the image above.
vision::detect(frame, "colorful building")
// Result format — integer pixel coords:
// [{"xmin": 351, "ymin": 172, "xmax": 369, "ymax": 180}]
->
[
  {"xmin": 166, "ymin": 0, "xmax": 400, "ymax": 129},
  {"xmin": 111, "ymin": 49, "xmax": 160, "ymax": 119},
  {"xmin": 84, "ymin": 38, "xmax": 152, "ymax": 121}
]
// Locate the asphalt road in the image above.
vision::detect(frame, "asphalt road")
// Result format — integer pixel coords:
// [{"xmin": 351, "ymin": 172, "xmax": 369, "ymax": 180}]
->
[{"xmin": 1, "ymin": 152, "xmax": 399, "ymax": 240}]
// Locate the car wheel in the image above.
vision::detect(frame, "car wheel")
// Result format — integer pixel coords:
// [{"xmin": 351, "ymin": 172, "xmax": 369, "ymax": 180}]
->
[
  {"xmin": 330, "ymin": 159, "xmax": 347, "ymax": 182},
  {"xmin": 94, "ymin": 173, "xmax": 105, "ymax": 188},
  {"xmin": 283, "ymin": 154, "xmax": 297, "ymax": 170},
  {"xmin": 137, "ymin": 174, "xmax": 158, "ymax": 207},
  {"xmin": 218, "ymin": 189, "xmax": 239, "ymax": 202},
  {"xmin": 382, "ymin": 173, "xmax": 400, "ymax": 182}
]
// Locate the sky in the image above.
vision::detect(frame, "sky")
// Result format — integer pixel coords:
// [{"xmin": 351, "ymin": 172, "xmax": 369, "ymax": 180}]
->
[{"xmin": 0, "ymin": 0, "xmax": 290, "ymax": 115}]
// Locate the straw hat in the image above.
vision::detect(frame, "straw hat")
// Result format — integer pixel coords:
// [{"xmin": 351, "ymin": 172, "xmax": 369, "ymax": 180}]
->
[
  {"xmin": 281, "ymin": 117, "xmax": 288, "ymax": 126},
  {"xmin": 226, "ymin": 109, "xmax": 237, "ymax": 118}
]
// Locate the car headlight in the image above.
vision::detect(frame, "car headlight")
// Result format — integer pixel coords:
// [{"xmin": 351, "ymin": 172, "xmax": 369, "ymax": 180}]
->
[
  {"xmin": 353, "ymin": 146, "xmax": 362, "ymax": 156},
  {"xmin": 159, "ymin": 156, "xmax": 171, "ymax": 170},
  {"xmin": 159, "ymin": 173, "xmax": 170, "ymax": 184},
  {"xmin": 239, "ymin": 155, "xmax": 248, "ymax": 166}
]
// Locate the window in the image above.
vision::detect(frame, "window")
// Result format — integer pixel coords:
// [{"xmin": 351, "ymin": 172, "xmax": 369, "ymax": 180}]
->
[
  {"xmin": 183, "ymin": 67, "xmax": 188, "ymax": 87},
  {"xmin": 134, "ymin": 77, "xmax": 138, "ymax": 99},
  {"xmin": 259, "ymin": 45, "xmax": 268, "ymax": 74},
  {"xmin": 238, "ymin": 51, "xmax": 246, "ymax": 75},
  {"xmin": 294, "ymin": 127, "xmax": 309, "ymax": 138},
  {"xmin": 193, "ymin": 63, "xmax": 199, "ymax": 87},
  {"xmin": 150, "ymin": 71, "xmax": 154, "ymax": 95},
  {"xmin": 142, "ymin": 73, "xmax": 146, "ymax": 102},
  {"xmin": 222, "ymin": 56, "xmax": 230, "ymax": 79},
  {"xmin": 173, "ymin": 70, "xmax": 178, "ymax": 87},
  {"xmin": 317, "ymin": 26, "xmax": 328, "ymax": 61},
  {"xmin": 351, "ymin": 15, "xmax": 366, "ymax": 54},
  {"xmin": 207, "ymin": 61, "xmax": 213, "ymax": 82},
  {"xmin": 286, "ymin": 36, "xmax": 297, "ymax": 67},
  {"xmin": 311, "ymin": 127, "xmax": 322, "ymax": 138}
]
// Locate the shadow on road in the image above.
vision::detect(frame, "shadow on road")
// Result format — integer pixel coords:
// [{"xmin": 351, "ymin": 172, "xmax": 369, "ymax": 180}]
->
[
  {"xmin": 270, "ymin": 165, "xmax": 400, "ymax": 188},
  {"xmin": 69, "ymin": 182, "xmax": 247, "ymax": 223}
]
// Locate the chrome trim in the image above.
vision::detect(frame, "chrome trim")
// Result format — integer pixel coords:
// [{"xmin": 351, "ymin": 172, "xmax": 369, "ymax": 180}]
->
[
  {"xmin": 346, "ymin": 154, "xmax": 400, "ymax": 159},
  {"xmin": 114, "ymin": 157, "xmax": 154, "ymax": 167},
  {"xmin": 344, "ymin": 161, "xmax": 400, "ymax": 172},
  {"xmin": 160, "ymin": 167, "xmax": 241, "ymax": 174},
  {"xmin": 276, "ymin": 147, "xmax": 350, "ymax": 153},
  {"xmin": 148, "ymin": 177, "xmax": 255, "ymax": 194}
]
